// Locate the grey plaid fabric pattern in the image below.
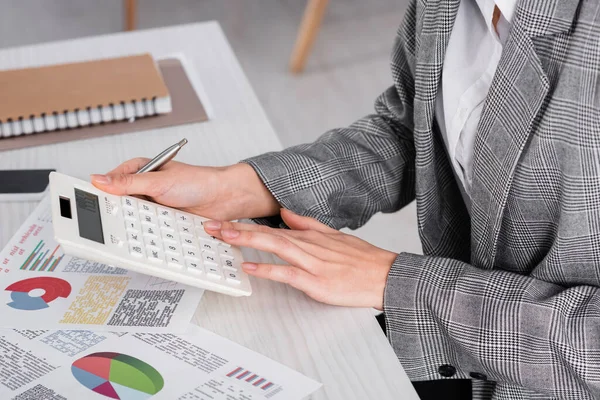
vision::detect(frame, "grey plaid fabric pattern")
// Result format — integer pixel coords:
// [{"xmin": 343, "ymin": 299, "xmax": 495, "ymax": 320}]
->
[{"xmin": 244, "ymin": 0, "xmax": 600, "ymax": 398}]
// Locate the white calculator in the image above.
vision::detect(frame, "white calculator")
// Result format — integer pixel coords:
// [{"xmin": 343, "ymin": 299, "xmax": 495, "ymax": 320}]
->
[{"xmin": 49, "ymin": 172, "xmax": 251, "ymax": 296}]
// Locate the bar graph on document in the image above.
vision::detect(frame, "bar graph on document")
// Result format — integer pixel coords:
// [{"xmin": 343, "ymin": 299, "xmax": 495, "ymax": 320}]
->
[
  {"xmin": 226, "ymin": 366, "xmax": 283, "ymax": 398},
  {"xmin": 20, "ymin": 240, "xmax": 64, "ymax": 272}
]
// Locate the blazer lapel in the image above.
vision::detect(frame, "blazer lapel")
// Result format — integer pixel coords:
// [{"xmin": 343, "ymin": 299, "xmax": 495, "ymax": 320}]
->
[
  {"xmin": 469, "ymin": 0, "xmax": 581, "ymax": 268},
  {"xmin": 412, "ymin": 0, "xmax": 459, "ymax": 141},
  {"xmin": 412, "ymin": 0, "xmax": 467, "ymax": 258}
]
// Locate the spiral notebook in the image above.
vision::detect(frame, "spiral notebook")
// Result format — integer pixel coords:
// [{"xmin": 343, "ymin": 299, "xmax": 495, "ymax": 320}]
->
[{"xmin": 0, "ymin": 54, "xmax": 208, "ymax": 151}]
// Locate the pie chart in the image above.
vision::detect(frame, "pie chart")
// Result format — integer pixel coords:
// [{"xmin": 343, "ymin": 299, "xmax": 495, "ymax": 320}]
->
[
  {"xmin": 5, "ymin": 277, "xmax": 71, "ymax": 310},
  {"xmin": 72, "ymin": 352, "xmax": 164, "ymax": 399}
]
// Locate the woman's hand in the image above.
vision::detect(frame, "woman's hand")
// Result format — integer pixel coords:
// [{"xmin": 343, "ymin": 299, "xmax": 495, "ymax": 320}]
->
[
  {"xmin": 91, "ymin": 159, "xmax": 279, "ymax": 221},
  {"xmin": 204, "ymin": 209, "xmax": 398, "ymax": 309}
]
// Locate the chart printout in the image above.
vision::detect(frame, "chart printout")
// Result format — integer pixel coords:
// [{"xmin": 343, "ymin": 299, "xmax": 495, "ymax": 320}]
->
[
  {"xmin": 0, "ymin": 325, "xmax": 321, "ymax": 400},
  {"xmin": 0, "ymin": 198, "xmax": 203, "ymax": 332}
]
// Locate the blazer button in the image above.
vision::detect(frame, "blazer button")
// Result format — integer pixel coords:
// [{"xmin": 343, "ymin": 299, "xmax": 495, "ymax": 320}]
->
[
  {"xmin": 469, "ymin": 372, "xmax": 487, "ymax": 381},
  {"xmin": 438, "ymin": 364, "xmax": 456, "ymax": 377}
]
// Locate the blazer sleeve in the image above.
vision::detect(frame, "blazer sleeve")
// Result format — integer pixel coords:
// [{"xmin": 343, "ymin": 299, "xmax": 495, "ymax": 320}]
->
[
  {"xmin": 386, "ymin": 252, "xmax": 600, "ymax": 398},
  {"xmin": 243, "ymin": 1, "xmax": 418, "ymax": 230}
]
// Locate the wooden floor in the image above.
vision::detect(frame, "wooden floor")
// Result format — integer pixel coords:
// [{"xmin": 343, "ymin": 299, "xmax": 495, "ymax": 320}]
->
[{"xmin": 0, "ymin": 0, "xmax": 421, "ymax": 255}]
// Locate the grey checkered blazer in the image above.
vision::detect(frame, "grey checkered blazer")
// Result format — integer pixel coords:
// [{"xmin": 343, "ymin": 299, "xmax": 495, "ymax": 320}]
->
[{"xmin": 245, "ymin": 0, "xmax": 600, "ymax": 398}]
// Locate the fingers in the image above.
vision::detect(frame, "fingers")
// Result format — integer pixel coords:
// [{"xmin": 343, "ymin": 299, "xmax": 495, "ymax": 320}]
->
[
  {"xmin": 91, "ymin": 158, "xmax": 153, "ymax": 194},
  {"xmin": 91, "ymin": 170, "xmax": 169, "ymax": 197},
  {"xmin": 203, "ymin": 220, "xmax": 273, "ymax": 235},
  {"xmin": 107, "ymin": 158, "xmax": 150, "ymax": 176},
  {"xmin": 218, "ymin": 227, "xmax": 323, "ymax": 272},
  {"xmin": 203, "ymin": 220, "xmax": 310, "ymax": 248},
  {"xmin": 242, "ymin": 262, "xmax": 317, "ymax": 290},
  {"xmin": 205, "ymin": 221, "xmax": 344, "ymax": 261},
  {"xmin": 204, "ymin": 220, "xmax": 310, "ymax": 240},
  {"xmin": 280, "ymin": 208, "xmax": 338, "ymax": 233}
]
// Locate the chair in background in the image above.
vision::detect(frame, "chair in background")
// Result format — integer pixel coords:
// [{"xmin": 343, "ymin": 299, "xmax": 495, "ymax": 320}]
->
[
  {"xmin": 122, "ymin": 0, "xmax": 329, "ymax": 74},
  {"xmin": 125, "ymin": 0, "xmax": 136, "ymax": 31},
  {"xmin": 288, "ymin": 0, "xmax": 329, "ymax": 74}
]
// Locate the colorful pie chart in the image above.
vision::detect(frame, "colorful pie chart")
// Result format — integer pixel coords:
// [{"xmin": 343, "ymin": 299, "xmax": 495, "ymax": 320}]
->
[{"xmin": 72, "ymin": 352, "xmax": 164, "ymax": 399}]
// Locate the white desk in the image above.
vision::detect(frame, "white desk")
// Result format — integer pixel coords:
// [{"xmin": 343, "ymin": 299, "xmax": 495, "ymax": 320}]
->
[{"xmin": 0, "ymin": 22, "xmax": 418, "ymax": 400}]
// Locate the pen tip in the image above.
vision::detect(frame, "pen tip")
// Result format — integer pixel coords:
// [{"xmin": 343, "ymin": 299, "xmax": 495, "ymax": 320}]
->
[{"xmin": 178, "ymin": 138, "xmax": 188, "ymax": 147}]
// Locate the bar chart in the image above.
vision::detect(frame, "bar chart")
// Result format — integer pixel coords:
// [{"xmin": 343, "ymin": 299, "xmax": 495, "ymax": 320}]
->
[
  {"xmin": 20, "ymin": 240, "xmax": 64, "ymax": 272},
  {"xmin": 226, "ymin": 366, "xmax": 282, "ymax": 397}
]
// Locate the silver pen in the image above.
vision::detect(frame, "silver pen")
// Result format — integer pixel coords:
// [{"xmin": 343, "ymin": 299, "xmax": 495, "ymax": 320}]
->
[{"xmin": 136, "ymin": 138, "xmax": 188, "ymax": 174}]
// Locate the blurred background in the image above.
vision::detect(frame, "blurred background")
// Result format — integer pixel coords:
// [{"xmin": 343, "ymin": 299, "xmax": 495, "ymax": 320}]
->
[{"xmin": 0, "ymin": 0, "xmax": 420, "ymax": 255}]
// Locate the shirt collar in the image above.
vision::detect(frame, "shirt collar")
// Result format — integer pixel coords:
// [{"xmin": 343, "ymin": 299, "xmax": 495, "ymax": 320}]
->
[
  {"xmin": 494, "ymin": 0, "xmax": 517, "ymax": 23},
  {"xmin": 474, "ymin": 0, "xmax": 515, "ymax": 37}
]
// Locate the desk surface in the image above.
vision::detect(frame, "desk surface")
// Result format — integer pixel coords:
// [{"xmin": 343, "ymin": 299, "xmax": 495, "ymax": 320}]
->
[{"xmin": 0, "ymin": 22, "xmax": 418, "ymax": 400}]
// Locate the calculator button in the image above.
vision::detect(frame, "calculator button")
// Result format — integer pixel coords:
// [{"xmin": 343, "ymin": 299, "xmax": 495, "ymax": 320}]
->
[
  {"xmin": 199, "ymin": 239, "xmax": 217, "ymax": 252},
  {"xmin": 206, "ymin": 266, "xmax": 222, "ymax": 279},
  {"xmin": 125, "ymin": 219, "xmax": 141, "ymax": 232},
  {"xmin": 193, "ymin": 216, "xmax": 206, "ymax": 227},
  {"xmin": 165, "ymin": 243, "xmax": 182, "ymax": 256},
  {"xmin": 176, "ymin": 212, "xmax": 192, "ymax": 224},
  {"xmin": 218, "ymin": 239, "xmax": 231, "ymax": 248},
  {"xmin": 142, "ymin": 225, "xmax": 159, "ymax": 238},
  {"xmin": 109, "ymin": 202, "xmax": 119, "ymax": 216},
  {"xmin": 219, "ymin": 247, "xmax": 234, "ymax": 259},
  {"xmin": 139, "ymin": 203, "xmax": 156, "ymax": 215},
  {"xmin": 195, "ymin": 226, "xmax": 210, "ymax": 238},
  {"xmin": 161, "ymin": 230, "xmax": 179, "ymax": 243},
  {"xmin": 225, "ymin": 271, "xmax": 242, "ymax": 284},
  {"xmin": 127, "ymin": 231, "xmax": 142, "ymax": 244},
  {"xmin": 140, "ymin": 213, "xmax": 157, "ymax": 226},
  {"xmin": 122, "ymin": 197, "xmax": 137, "ymax": 208},
  {"xmin": 159, "ymin": 218, "xmax": 175, "ymax": 231},
  {"xmin": 185, "ymin": 259, "xmax": 203, "ymax": 274},
  {"xmin": 183, "ymin": 248, "xmax": 200, "ymax": 260},
  {"xmin": 147, "ymin": 249, "xmax": 164, "ymax": 263},
  {"xmin": 208, "ymin": 235, "xmax": 222, "ymax": 244},
  {"xmin": 178, "ymin": 225, "xmax": 193, "ymax": 235},
  {"xmin": 167, "ymin": 256, "xmax": 184, "ymax": 269},
  {"xmin": 129, "ymin": 244, "xmax": 144, "ymax": 258},
  {"xmin": 222, "ymin": 258, "xmax": 238, "ymax": 271},
  {"xmin": 123, "ymin": 208, "xmax": 139, "ymax": 221},
  {"xmin": 180, "ymin": 234, "xmax": 198, "ymax": 249},
  {"xmin": 202, "ymin": 251, "xmax": 219, "ymax": 266},
  {"xmin": 144, "ymin": 237, "xmax": 162, "ymax": 250},
  {"xmin": 157, "ymin": 207, "xmax": 174, "ymax": 219}
]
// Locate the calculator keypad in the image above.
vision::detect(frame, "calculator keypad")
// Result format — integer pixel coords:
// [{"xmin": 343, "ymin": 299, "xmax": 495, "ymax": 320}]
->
[
  {"xmin": 157, "ymin": 207, "xmax": 174, "ymax": 219},
  {"xmin": 121, "ymin": 196, "xmax": 243, "ymax": 285}
]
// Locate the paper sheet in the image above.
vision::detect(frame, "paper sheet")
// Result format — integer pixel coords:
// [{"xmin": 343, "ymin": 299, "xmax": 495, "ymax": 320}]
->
[
  {"xmin": 0, "ymin": 198, "xmax": 203, "ymax": 332},
  {"xmin": 0, "ymin": 324, "xmax": 322, "ymax": 399}
]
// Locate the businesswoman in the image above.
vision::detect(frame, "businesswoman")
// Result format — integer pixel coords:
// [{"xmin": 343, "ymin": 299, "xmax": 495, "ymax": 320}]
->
[{"xmin": 94, "ymin": 0, "xmax": 600, "ymax": 398}]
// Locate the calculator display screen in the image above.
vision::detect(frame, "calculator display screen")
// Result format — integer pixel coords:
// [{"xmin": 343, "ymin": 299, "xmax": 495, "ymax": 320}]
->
[{"xmin": 74, "ymin": 188, "xmax": 105, "ymax": 244}]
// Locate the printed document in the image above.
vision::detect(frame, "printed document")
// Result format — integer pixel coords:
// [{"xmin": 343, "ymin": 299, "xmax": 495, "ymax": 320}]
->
[
  {"xmin": 0, "ymin": 325, "xmax": 321, "ymax": 399},
  {"xmin": 0, "ymin": 198, "xmax": 203, "ymax": 332}
]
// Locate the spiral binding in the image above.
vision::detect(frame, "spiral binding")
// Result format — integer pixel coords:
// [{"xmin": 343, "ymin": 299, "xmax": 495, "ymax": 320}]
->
[{"xmin": 0, "ymin": 97, "xmax": 171, "ymax": 138}]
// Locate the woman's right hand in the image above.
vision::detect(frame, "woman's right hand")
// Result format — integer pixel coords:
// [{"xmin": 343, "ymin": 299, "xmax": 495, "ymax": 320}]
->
[{"xmin": 90, "ymin": 158, "xmax": 280, "ymax": 221}]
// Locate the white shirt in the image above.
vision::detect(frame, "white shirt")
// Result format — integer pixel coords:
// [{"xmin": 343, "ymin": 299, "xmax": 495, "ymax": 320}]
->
[{"xmin": 435, "ymin": 0, "xmax": 516, "ymax": 209}]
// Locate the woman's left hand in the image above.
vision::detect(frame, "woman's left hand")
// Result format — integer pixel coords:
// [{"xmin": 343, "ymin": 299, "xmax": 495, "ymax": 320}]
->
[{"xmin": 203, "ymin": 209, "xmax": 398, "ymax": 309}]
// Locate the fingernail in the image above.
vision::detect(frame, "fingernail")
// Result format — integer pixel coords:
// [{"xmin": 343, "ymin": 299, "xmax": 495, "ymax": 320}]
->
[
  {"xmin": 282, "ymin": 208, "xmax": 295, "ymax": 214},
  {"xmin": 243, "ymin": 263, "xmax": 257, "ymax": 271},
  {"xmin": 204, "ymin": 221, "xmax": 222, "ymax": 230},
  {"xmin": 222, "ymin": 229, "xmax": 240, "ymax": 238},
  {"xmin": 91, "ymin": 174, "xmax": 111, "ymax": 185}
]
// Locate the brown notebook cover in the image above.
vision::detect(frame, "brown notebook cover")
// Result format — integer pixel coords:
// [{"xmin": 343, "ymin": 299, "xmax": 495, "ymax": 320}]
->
[
  {"xmin": 0, "ymin": 58, "xmax": 208, "ymax": 151},
  {"xmin": 0, "ymin": 54, "xmax": 170, "ymax": 121}
]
